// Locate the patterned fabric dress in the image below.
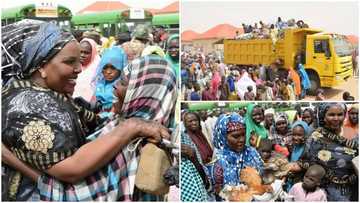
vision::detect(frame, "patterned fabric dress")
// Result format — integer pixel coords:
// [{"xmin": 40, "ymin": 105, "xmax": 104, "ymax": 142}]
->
[
  {"xmin": 298, "ymin": 127, "xmax": 358, "ymax": 201},
  {"xmin": 180, "ymin": 131, "xmax": 209, "ymax": 202}
]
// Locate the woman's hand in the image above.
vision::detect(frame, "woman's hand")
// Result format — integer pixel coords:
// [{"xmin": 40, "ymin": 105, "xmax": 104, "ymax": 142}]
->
[
  {"xmin": 125, "ymin": 118, "xmax": 170, "ymax": 143},
  {"xmin": 181, "ymin": 144, "xmax": 196, "ymax": 160}
]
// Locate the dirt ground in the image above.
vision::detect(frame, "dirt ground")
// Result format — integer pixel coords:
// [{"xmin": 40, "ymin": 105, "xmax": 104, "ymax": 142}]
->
[{"xmin": 303, "ymin": 77, "xmax": 358, "ymax": 101}]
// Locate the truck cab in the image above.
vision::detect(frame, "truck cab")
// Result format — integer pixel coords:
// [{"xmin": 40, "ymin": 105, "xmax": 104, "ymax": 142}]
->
[{"xmin": 305, "ymin": 33, "xmax": 353, "ymax": 94}]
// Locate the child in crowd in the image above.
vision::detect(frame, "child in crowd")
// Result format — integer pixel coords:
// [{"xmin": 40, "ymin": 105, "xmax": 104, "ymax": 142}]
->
[
  {"xmin": 249, "ymin": 132, "xmax": 262, "ymax": 149},
  {"xmin": 94, "ymin": 46, "xmax": 127, "ymax": 118},
  {"xmin": 190, "ymin": 83, "xmax": 201, "ymax": 100},
  {"xmin": 288, "ymin": 164, "xmax": 327, "ymax": 201},
  {"xmin": 343, "ymin": 91, "xmax": 355, "ymax": 101},
  {"xmin": 244, "ymin": 85, "xmax": 256, "ymax": 100},
  {"xmin": 315, "ymin": 89, "xmax": 325, "ymax": 101}
]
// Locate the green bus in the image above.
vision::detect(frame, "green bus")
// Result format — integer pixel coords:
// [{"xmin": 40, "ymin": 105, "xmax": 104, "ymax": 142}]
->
[
  {"xmin": 152, "ymin": 13, "xmax": 179, "ymax": 34},
  {"xmin": 1, "ymin": 4, "xmax": 72, "ymax": 29},
  {"xmin": 71, "ymin": 9, "xmax": 153, "ymax": 37}
]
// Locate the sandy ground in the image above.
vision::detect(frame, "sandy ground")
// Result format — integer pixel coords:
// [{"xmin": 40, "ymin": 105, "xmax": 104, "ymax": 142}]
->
[{"xmin": 303, "ymin": 77, "xmax": 358, "ymax": 101}]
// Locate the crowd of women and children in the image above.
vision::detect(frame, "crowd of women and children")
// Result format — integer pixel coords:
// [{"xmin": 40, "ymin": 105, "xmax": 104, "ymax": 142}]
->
[{"xmin": 180, "ymin": 103, "xmax": 358, "ymax": 202}]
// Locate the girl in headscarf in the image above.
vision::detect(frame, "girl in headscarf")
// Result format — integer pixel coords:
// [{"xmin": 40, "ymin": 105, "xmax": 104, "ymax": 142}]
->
[
  {"xmin": 289, "ymin": 103, "xmax": 358, "ymax": 201},
  {"xmin": 301, "ymin": 108, "xmax": 316, "ymax": 134},
  {"xmin": 343, "ymin": 104, "xmax": 358, "ymax": 140},
  {"xmin": 93, "ymin": 46, "xmax": 127, "ymax": 117},
  {"xmin": 72, "ymin": 38, "xmax": 100, "ymax": 102},
  {"xmin": 285, "ymin": 121, "xmax": 310, "ymax": 191},
  {"xmin": 1, "ymin": 20, "xmax": 171, "ymax": 201},
  {"xmin": 245, "ymin": 104, "xmax": 268, "ymax": 146},
  {"xmin": 209, "ymin": 113, "xmax": 263, "ymax": 189},
  {"xmin": 269, "ymin": 113, "xmax": 292, "ymax": 157},
  {"xmin": 165, "ymin": 34, "xmax": 179, "ymax": 79}
]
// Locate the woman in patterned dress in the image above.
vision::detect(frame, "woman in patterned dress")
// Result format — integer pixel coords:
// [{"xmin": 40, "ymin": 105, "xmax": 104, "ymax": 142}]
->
[
  {"xmin": 1, "ymin": 20, "xmax": 175, "ymax": 201},
  {"xmin": 289, "ymin": 103, "xmax": 358, "ymax": 201}
]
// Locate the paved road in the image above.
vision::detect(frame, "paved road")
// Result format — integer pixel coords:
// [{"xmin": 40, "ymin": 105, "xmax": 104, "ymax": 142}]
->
[{"xmin": 304, "ymin": 77, "xmax": 358, "ymax": 101}]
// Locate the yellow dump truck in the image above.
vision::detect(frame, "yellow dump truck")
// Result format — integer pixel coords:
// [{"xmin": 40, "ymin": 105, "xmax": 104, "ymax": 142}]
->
[{"xmin": 224, "ymin": 28, "xmax": 353, "ymax": 94}]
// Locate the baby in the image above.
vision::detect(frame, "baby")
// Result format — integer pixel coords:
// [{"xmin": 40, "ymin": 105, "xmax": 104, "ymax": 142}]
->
[{"xmin": 288, "ymin": 164, "xmax": 327, "ymax": 201}]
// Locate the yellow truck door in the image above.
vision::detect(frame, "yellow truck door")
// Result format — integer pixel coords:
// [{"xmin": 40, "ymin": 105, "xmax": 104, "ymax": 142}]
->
[{"xmin": 306, "ymin": 35, "xmax": 334, "ymax": 88}]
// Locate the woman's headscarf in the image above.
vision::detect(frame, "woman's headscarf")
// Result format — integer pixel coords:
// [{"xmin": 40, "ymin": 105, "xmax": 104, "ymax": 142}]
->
[
  {"xmin": 72, "ymin": 38, "xmax": 100, "ymax": 101},
  {"xmin": 291, "ymin": 120, "xmax": 310, "ymax": 137},
  {"xmin": 141, "ymin": 45, "xmax": 165, "ymax": 58},
  {"xmin": 275, "ymin": 112, "xmax": 289, "ymax": 125},
  {"xmin": 245, "ymin": 104, "xmax": 268, "ymax": 145},
  {"xmin": 121, "ymin": 55, "xmax": 177, "ymax": 128},
  {"xmin": 80, "ymin": 38, "xmax": 100, "ymax": 70},
  {"xmin": 1, "ymin": 19, "xmax": 75, "ymax": 84},
  {"xmin": 212, "ymin": 112, "xmax": 263, "ymax": 186},
  {"xmin": 236, "ymin": 72, "xmax": 257, "ymax": 99},
  {"xmin": 165, "ymin": 34, "xmax": 179, "ymax": 78},
  {"xmin": 213, "ymin": 113, "xmax": 245, "ymax": 150},
  {"xmin": 93, "ymin": 46, "xmax": 127, "ymax": 86},
  {"xmin": 121, "ymin": 39, "xmax": 145, "ymax": 62},
  {"xmin": 318, "ymin": 103, "xmax": 347, "ymax": 127}
]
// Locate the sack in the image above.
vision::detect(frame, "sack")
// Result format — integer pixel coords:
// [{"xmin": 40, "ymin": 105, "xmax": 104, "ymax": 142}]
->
[{"xmin": 135, "ymin": 143, "xmax": 171, "ymax": 195}]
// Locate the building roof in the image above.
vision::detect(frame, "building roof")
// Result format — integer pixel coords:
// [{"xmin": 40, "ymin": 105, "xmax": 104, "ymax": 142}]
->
[
  {"xmin": 148, "ymin": 1, "xmax": 179, "ymax": 14},
  {"xmin": 78, "ymin": 1, "xmax": 129, "ymax": 14},
  {"xmin": 346, "ymin": 35, "xmax": 359, "ymax": 45},
  {"xmin": 196, "ymin": 23, "xmax": 243, "ymax": 40},
  {"xmin": 181, "ymin": 30, "xmax": 199, "ymax": 42},
  {"xmin": 158, "ymin": 1, "xmax": 178, "ymax": 13}
]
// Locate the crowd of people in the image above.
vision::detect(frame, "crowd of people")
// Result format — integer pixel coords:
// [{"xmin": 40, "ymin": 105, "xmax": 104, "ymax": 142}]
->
[
  {"xmin": 180, "ymin": 103, "xmax": 358, "ymax": 201},
  {"xmin": 236, "ymin": 17, "xmax": 309, "ymax": 42},
  {"xmin": 1, "ymin": 19, "xmax": 179, "ymax": 201},
  {"xmin": 181, "ymin": 50, "xmax": 318, "ymax": 101}
]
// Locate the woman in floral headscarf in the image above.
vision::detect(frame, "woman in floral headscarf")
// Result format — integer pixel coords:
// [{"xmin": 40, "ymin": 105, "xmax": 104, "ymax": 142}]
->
[
  {"xmin": 209, "ymin": 113, "xmax": 263, "ymax": 189},
  {"xmin": 289, "ymin": 103, "xmax": 358, "ymax": 201}
]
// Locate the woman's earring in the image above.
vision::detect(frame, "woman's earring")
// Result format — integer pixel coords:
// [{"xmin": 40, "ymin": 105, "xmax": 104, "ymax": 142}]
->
[{"xmin": 39, "ymin": 69, "xmax": 47, "ymax": 79}]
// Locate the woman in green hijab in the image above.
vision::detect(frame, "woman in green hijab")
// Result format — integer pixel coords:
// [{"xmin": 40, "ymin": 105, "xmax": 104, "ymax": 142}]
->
[
  {"xmin": 165, "ymin": 34, "xmax": 179, "ymax": 78},
  {"xmin": 245, "ymin": 104, "xmax": 268, "ymax": 146}
]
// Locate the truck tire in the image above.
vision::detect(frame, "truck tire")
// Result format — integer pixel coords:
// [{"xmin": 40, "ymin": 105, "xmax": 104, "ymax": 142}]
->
[{"xmin": 307, "ymin": 71, "xmax": 320, "ymax": 96}]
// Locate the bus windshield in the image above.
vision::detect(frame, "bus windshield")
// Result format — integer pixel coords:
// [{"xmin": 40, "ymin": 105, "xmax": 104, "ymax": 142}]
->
[{"xmin": 333, "ymin": 37, "xmax": 353, "ymax": 57}]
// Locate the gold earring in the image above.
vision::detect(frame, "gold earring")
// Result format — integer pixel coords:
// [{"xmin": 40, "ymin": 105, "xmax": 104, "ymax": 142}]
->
[{"xmin": 39, "ymin": 69, "xmax": 47, "ymax": 79}]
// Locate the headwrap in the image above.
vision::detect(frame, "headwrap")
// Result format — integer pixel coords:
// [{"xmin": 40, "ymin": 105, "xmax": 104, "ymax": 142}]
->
[
  {"xmin": 318, "ymin": 103, "xmax": 347, "ymax": 127},
  {"xmin": 291, "ymin": 120, "xmax": 310, "ymax": 137},
  {"xmin": 166, "ymin": 34, "xmax": 179, "ymax": 51},
  {"xmin": 1, "ymin": 20, "xmax": 75, "ymax": 84},
  {"xmin": 121, "ymin": 39, "xmax": 145, "ymax": 62},
  {"xmin": 275, "ymin": 112, "xmax": 289, "ymax": 125},
  {"xmin": 92, "ymin": 46, "xmax": 127, "ymax": 111},
  {"xmin": 213, "ymin": 113, "xmax": 245, "ymax": 150},
  {"xmin": 121, "ymin": 55, "xmax": 177, "ymax": 128},
  {"xmin": 165, "ymin": 34, "xmax": 179, "ymax": 78},
  {"xmin": 93, "ymin": 46, "xmax": 127, "ymax": 85},
  {"xmin": 245, "ymin": 104, "xmax": 268, "ymax": 145},
  {"xmin": 264, "ymin": 108, "xmax": 275, "ymax": 115},
  {"xmin": 141, "ymin": 45, "xmax": 165, "ymax": 57},
  {"xmin": 212, "ymin": 112, "xmax": 264, "ymax": 186}
]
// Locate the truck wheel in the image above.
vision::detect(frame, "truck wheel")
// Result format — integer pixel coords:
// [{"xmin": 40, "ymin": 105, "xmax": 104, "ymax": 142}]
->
[{"xmin": 307, "ymin": 71, "xmax": 320, "ymax": 96}]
